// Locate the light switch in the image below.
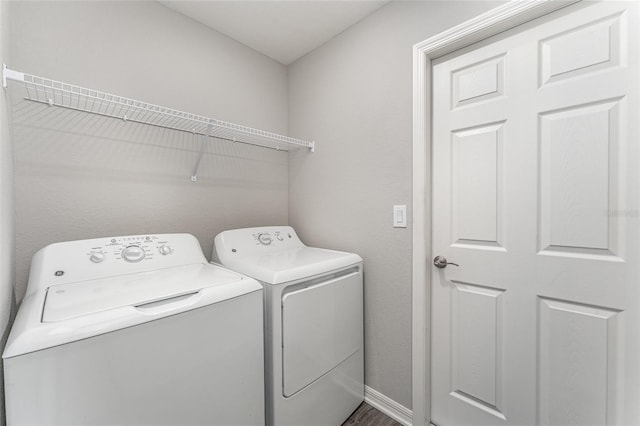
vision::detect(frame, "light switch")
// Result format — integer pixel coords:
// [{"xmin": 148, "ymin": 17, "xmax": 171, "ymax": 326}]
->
[{"xmin": 393, "ymin": 205, "xmax": 407, "ymax": 228}]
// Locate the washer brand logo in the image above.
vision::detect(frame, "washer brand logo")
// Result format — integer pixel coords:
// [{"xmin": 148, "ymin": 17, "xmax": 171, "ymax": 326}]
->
[{"xmin": 54, "ymin": 271, "xmax": 64, "ymax": 276}]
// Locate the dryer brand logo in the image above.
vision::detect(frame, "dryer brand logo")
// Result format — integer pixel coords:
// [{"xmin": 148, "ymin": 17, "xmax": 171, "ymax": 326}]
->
[{"xmin": 54, "ymin": 271, "xmax": 64, "ymax": 276}]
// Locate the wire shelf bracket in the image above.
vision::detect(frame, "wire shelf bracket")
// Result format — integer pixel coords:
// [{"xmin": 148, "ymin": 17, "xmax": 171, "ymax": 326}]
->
[
  {"xmin": 2, "ymin": 65, "xmax": 315, "ymax": 181},
  {"xmin": 191, "ymin": 122, "xmax": 213, "ymax": 182}
]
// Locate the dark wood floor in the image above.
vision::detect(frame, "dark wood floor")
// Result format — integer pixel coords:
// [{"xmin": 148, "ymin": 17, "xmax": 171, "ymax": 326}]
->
[{"xmin": 342, "ymin": 402, "xmax": 403, "ymax": 426}]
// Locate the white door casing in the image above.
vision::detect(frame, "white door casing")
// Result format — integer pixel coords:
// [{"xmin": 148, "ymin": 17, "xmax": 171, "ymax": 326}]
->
[{"xmin": 429, "ymin": 2, "xmax": 639, "ymax": 426}]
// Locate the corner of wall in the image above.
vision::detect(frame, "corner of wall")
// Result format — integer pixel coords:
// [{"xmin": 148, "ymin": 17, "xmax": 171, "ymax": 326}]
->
[{"xmin": 1, "ymin": 0, "xmax": 17, "ymax": 424}]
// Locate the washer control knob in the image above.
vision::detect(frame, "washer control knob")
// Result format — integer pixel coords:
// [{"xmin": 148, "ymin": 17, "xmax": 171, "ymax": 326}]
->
[
  {"xmin": 275, "ymin": 233, "xmax": 284, "ymax": 241},
  {"xmin": 122, "ymin": 245, "xmax": 145, "ymax": 263},
  {"xmin": 158, "ymin": 244, "xmax": 172, "ymax": 255},
  {"xmin": 89, "ymin": 252, "xmax": 104, "ymax": 263},
  {"xmin": 258, "ymin": 233, "xmax": 272, "ymax": 245}
]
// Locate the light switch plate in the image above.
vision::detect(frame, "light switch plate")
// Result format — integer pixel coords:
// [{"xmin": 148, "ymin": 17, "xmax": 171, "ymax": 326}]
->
[{"xmin": 393, "ymin": 205, "xmax": 407, "ymax": 228}]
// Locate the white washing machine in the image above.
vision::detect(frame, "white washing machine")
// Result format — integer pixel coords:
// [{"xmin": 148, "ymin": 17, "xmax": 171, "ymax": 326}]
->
[
  {"xmin": 213, "ymin": 226, "xmax": 364, "ymax": 426},
  {"xmin": 3, "ymin": 233, "xmax": 265, "ymax": 426}
]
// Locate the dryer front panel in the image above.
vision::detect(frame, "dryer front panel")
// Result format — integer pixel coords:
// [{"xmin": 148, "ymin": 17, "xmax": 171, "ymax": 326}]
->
[{"xmin": 281, "ymin": 267, "xmax": 363, "ymax": 397}]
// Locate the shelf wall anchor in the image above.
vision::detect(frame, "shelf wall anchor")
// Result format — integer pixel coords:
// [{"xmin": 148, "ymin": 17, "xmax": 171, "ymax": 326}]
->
[{"xmin": 2, "ymin": 64, "xmax": 25, "ymax": 89}]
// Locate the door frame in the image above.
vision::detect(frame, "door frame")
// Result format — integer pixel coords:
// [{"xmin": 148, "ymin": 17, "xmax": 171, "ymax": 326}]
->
[{"xmin": 411, "ymin": 1, "xmax": 580, "ymax": 425}]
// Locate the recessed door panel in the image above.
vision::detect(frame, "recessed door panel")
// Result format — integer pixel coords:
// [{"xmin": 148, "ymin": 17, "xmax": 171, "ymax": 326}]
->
[
  {"xmin": 452, "ymin": 122, "xmax": 504, "ymax": 246},
  {"xmin": 452, "ymin": 55, "xmax": 506, "ymax": 108},
  {"xmin": 281, "ymin": 270, "xmax": 362, "ymax": 397},
  {"xmin": 540, "ymin": 13, "xmax": 622, "ymax": 86},
  {"xmin": 451, "ymin": 282, "xmax": 505, "ymax": 419},
  {"xmin": 539, "ymin": 99, "xmax": 621, "ymax": 257},
  {"xmin": 538, "ymin": 297, "xmax": 620, "ymax": 426}
]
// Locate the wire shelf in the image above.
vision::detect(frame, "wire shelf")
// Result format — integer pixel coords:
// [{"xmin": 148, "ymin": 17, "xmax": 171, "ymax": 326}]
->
[{"xmin": 3, "ymin": 65, "xmax": 314, "ymax": 180}]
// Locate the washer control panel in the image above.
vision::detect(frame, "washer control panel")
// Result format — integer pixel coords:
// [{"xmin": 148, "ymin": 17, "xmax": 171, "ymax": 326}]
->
[
  {"xmin": 85, "ymin": 235, "xmax": 175, "ymax": 264},
  {"xmin": 24, "ymin": 233, "xmax": 207, "ymax": 296}
]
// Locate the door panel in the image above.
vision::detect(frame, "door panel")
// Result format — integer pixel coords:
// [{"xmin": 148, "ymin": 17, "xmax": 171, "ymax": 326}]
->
[
  {"xmin": 452, "ymin": 54, "xmax": 506, "ymax": 108},
  {"xmin": 451, "ymin": 282, "xmax": 505, "ymax": 419},
  {"xmin": 538, "ymin": 297, "xmax": 621, "ymax": 426},
  {"xmin": 431, "ymin": 2, "xmax": 640, "ymax": 425},
  {"xmin": 539, "ymin": 12, "xmax": 623, "ymax": 86},
  {"xmin": 539, "ymin": 99, "xmax": 621, "ymax": 255},
  {"xmin": 281, "ymin": 270, "xmax": 362, "ymax": 397},
  {"xmin": 452, "ymin": 122, "xmax": 504, "ymax": 246}
]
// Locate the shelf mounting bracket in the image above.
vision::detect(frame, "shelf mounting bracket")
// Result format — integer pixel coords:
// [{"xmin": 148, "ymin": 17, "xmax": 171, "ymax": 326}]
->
[
  {"xmin": 3, "ymin": 64, "xmax": 25, "ymax": 89},
  {"xmin": 191, "ymin": 121, "xmax": 213, "ymax": 182}
]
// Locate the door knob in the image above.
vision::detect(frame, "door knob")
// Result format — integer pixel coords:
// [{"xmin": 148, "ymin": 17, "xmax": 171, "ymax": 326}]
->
[{"xmin": 433, "ymin": 256, "xmax": 459, "ymax": 268}]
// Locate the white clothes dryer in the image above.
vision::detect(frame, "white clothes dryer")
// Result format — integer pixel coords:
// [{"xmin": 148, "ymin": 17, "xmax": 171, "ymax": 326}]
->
[
  {"xmin": 213, "ymin": 226, "xmax": 364, "ymax": 426},
  {"xmin": 4, "ymin": 233, "xmax": 264, "ymax": 426}
]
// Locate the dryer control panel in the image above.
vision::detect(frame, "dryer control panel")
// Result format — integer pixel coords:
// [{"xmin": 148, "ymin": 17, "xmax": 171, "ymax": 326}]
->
[
  {"xmin": 25, "ymin": 234, "xmax": 207, "ymax": 298},
  {"xmin": 214, "ymin": 226, "xmax": 305, "ymax": 262},
  {"xmin": 253, "ymin": 229, "xmax": 296, "ymax": 247}
]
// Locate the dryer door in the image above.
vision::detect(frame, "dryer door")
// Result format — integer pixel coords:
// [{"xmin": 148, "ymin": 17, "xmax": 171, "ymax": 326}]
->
[{"xmin": 281, "ymin": 267, "xmax": 363, "ymax": 397}]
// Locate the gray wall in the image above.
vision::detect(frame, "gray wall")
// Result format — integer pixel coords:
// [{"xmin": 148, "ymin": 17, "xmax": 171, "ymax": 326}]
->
[
  {"xmin": 5, "ymin": 0, "xmax": 511, "ymax": 415},
  {"xmin": 288, "ymin": 0, "xmax": 503, "ymax": 408},
  {"xmin": 0, "ymin": 1, "xmax": 15, "ymax": 424},
  {"xmin": 10, "ymin": 1, "xmax": 291, "ymax": 300}
]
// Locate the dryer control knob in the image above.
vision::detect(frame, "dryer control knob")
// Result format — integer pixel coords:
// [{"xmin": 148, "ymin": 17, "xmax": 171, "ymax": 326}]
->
[
  {"xmin": 89, "ymin": 252, "xmax": 104, "ymax": 263},
  {"xmin": 258, "ymin": 233, "xmax": 272, "ymax": 245},
  {"xmin": 122, "ymin": 245, "xmax": 145, "ymax": 263},
  {"xmin": 158, "ymin": 245, "xmax": 172, "ymax": 255}
]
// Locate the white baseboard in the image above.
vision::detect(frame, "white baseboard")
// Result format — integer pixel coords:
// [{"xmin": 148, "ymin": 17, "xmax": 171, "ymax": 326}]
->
[{"xmin": 364, "ymin": 385, "xmax": 412, "ymax": 426}]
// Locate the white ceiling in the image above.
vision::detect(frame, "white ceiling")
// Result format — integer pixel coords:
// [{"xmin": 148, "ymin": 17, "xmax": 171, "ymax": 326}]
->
[{"xmin": 160, "ymin": 1, "xmax": 390, "ymax": 65}]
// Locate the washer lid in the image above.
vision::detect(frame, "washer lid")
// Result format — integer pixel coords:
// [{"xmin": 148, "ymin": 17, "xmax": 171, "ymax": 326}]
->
[
  {"xmin": 43, "ymin": 263, "xmax": 255, "ymax": 322},
  {"xmin": 220, "ymin": 247, "xmax": 362, "ymax": 284},
  {"xmin": 4, "ymin": 263, "xmax": 262, "ymax": 358}
]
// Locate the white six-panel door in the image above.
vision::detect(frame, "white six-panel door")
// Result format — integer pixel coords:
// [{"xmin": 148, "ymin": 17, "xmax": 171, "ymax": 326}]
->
[{"xmin": 431, "ymin": 2, "xmax": 639, "ymax": 425}]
